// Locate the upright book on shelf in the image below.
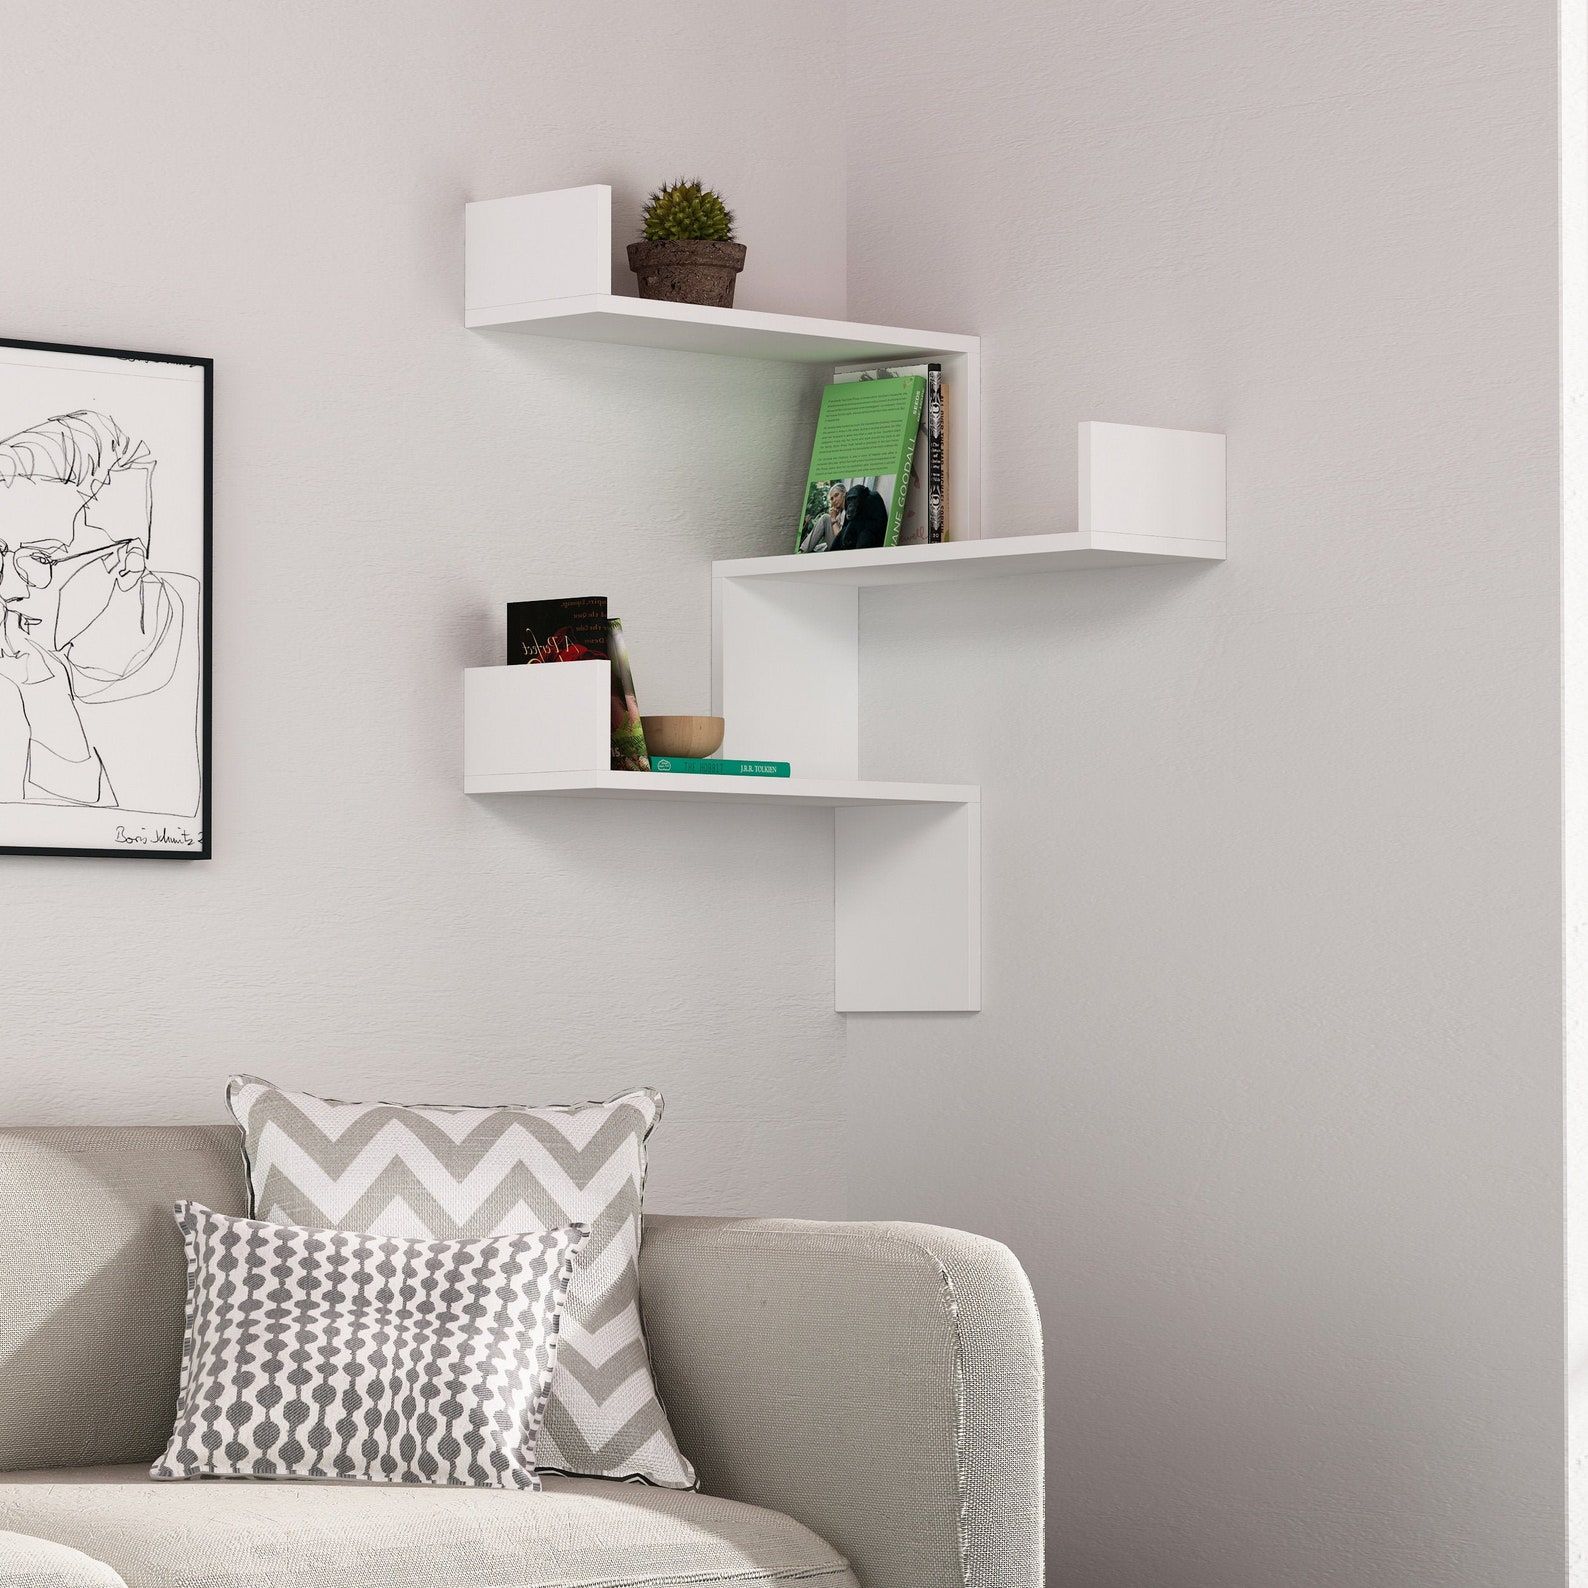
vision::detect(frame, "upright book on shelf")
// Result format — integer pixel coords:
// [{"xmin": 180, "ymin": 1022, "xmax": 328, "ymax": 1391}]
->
[
  {"xmin": 506, "ymin": 596, "xmax": 609, "ymax": 665},
  {"xmin": 795, "ymin": 374, "xmax": 926, "ymax": 554},
  {"xmin": 607, "ymin": 619, "xmax": 649, "ymax": 772},
  {"xmin": 504, "ymin": 596, "xmax": 648, "ymax": 771},
  {"xmin": 926, "ymin": 364, "xmax": 946, "ymax": 542},
  {"xmin": 834, "ymin": 363, "xmax": 935, "ymax": 545}
]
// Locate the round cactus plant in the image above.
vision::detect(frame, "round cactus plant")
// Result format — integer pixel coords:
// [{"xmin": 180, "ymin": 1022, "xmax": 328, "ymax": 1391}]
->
[{"xmin": 641, "ymin": 180, "xmax": 736, "ymax": 243}]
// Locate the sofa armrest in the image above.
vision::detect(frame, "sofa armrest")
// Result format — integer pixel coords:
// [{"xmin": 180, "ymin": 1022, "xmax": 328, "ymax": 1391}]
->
[
  {"xmin": 640, "ymin": 1216, "xmax": 1042, "ymax": 1588},
  {"xmin": 0, "ymin": 1532, "xmax": 125, "ymax": 1588}
]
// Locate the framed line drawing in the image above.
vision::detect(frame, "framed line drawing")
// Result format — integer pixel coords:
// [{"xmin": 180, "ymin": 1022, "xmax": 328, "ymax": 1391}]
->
[{"xmin": 0, "ymin": 338, "xmax": 211, "ymax": 858}]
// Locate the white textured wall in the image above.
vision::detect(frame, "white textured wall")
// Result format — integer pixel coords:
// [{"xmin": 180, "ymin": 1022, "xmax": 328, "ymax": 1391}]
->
[
  {"xmin": 0, "ymin": 1, "xmax": 848, "ymax": 1216},
  {"xmin": 841, "ymin": 4, "xmax": 1564, "ymax": 1585}
]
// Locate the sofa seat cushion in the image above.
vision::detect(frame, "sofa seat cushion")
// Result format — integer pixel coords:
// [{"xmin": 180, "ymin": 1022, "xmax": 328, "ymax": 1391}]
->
[
  {"xmin": 0, "ymin": 1467, "xmax": 857, "ymax": 1588},
  {"xmin": 0, "ymin": 1532, "xmax": 126, "ymax": 1588}
]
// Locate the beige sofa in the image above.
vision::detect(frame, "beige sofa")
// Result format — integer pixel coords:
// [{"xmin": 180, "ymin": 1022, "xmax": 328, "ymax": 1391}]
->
[{"xmin": 0, "ymin": 1126, "xmax": 1042, "ymax": 1588}]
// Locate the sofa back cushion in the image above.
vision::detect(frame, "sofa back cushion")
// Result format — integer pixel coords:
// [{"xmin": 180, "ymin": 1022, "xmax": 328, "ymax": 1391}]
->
[{"xmin": 0, "ymin": 1125, "xmax": 246, "ymax": 1472}]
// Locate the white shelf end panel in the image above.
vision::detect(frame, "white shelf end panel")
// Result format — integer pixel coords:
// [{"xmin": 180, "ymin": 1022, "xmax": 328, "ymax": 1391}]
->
[
  {"xmin": 464, "ymin": 659, "xmax": 611, "ymax": 780},
  {"xmin": 1079, "ymin": 421, "xmax": 1224, "ymax": 543},
  {"xmin": 466, "ymin": 186, "xmax": 612, "ymax": 314}
]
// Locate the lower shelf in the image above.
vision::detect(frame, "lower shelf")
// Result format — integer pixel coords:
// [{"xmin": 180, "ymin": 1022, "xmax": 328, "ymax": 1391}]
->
[
  {"xmin": 465, "ymin": 770, "xmax": 977, "ymax": 807},
  {"xmin": 462, "ymin": 666, "xmax": 980, "ymax": 1013}
]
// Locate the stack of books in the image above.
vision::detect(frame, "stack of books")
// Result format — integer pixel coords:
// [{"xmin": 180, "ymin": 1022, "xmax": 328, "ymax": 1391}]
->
[{"xmin": 794, "ymin": 361, "xmax": 950, "ymax": 555}]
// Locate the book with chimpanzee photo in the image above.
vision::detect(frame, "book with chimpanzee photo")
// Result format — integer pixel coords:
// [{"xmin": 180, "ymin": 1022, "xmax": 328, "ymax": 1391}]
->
[
  {"xmin": 835, "ymin": 364, "xmax": 931, "ymax": 545},
  {"xmin": 506, "ymin": 596, "xmax": 609, "ymax": 665},
  {"xmin": 795, "ymin": 375, "xmax": 926, "ymax": 555}
]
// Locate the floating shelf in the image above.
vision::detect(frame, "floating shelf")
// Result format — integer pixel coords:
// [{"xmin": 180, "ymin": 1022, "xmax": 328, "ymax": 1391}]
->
[
  {"xmin": 462, "ymin": 187, "xmax": 1228, "ymax": 1014},
  {"xmin": 464, "ymin": 666, "xmax": 974, "ymax": 808},
  {"xmin": 467, "ymin": 294, "xmax": 979, "ymax": 366},
  {"xmin": 713, "ymin": 422, "xmax": 1225, "ymax": 585},
  {"xmin": 465, "ymin": 769, "xmax": 975, "ymax": 806},
  {"xmin": 465, "ymin": 187, "xmax": 977, "ymax": 364},
  {"xmin": 714, "ymin": 529, "xmax": 1223, "ymax": 586}
]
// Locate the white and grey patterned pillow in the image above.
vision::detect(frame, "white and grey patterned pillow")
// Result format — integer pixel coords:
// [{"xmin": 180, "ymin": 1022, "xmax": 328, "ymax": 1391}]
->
[
  {"xmin": 227, "ymin": 1076, "xmax": 695, "ymax": 1488},
  {"xmin": 153, "ymin": 1203, "xmax": 585, "ymax": 1488}
]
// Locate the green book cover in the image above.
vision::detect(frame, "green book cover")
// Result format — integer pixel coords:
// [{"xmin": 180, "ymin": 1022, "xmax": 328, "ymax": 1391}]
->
[
  {"xmin": 796, "ymin": 375, "xmax": 927, "ymax": 554},
  {"xmin": 650, "ymin": 757, "xmax": 791, "ymax": 777}
]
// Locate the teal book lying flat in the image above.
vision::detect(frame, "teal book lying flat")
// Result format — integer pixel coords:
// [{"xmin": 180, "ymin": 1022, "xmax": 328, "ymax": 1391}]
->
[{"xmin": 649, "ymin": 757, "xmax": 791, "ymax": 777}]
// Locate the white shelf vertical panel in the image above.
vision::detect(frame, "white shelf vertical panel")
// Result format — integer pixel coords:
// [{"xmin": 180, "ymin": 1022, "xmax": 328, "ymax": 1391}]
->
[
  {"xmin": 952, "ymin": 344, "xmax": 982, "ymax": 539},
  {"xmin": 835, "ymin": 801, "xmax": 981, "ymax": 1013},
  {"xmin": 713, "ymin": 575, "xmax": 859, "ymax": 779}
]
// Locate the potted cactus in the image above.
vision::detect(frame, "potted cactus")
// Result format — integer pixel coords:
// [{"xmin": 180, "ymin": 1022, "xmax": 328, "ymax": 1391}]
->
[{"xmin": 627, "ymin": 180, "xmax": 747, "ymax": 308}]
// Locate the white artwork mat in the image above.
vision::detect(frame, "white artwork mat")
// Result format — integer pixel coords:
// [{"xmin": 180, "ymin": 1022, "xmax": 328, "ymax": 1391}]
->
[{"xmin": 0, "ymin": 342, "xmax": 208, "ymax": 856}]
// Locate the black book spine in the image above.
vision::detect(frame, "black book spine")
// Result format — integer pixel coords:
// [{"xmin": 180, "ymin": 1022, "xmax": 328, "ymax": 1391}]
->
[{"xmin": 926, "ymin": 363, "xmax": 945, "ymax": 544}]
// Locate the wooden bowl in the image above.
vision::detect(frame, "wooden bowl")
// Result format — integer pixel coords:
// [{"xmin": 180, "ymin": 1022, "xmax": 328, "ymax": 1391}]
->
[{"xmin": 641, "ymin": 715, "xmax": 725, "ymax": 759}]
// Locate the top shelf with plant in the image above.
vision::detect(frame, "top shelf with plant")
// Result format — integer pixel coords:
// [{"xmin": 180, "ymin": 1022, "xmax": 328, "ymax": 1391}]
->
[{"xmin": 464, "ymin": 185, "xmax": 980, "ymax": 364}]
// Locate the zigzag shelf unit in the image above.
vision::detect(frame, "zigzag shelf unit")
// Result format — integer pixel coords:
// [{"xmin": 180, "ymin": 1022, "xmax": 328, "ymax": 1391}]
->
[{"xmin": 463, "ymin": 185, "xmax": 1227, "ymax": 1015}]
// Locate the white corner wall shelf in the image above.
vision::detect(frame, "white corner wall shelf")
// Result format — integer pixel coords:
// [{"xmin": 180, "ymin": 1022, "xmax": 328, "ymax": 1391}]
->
[{"xmin": 462, "ymin": 187, "xmax": 1226, "ymax": 1014}]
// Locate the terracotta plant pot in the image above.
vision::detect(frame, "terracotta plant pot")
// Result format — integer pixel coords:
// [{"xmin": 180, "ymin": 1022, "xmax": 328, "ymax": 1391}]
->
[
  {"xmin": 641, "ymin": 715, "xmax": 726, "ymax": 759},
  {"xmin": 627, "ymin": 240, "xmax": 748, "ymax": 308}
]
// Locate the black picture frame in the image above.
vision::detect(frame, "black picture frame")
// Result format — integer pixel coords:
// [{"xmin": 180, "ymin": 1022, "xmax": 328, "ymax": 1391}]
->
[{"xmin": 0, "ymin": 336, "xmax": 212, "ymax": 859}]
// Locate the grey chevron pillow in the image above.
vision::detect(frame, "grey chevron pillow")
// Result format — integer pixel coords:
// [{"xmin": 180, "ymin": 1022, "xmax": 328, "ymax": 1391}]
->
[{"xmin": 227, "ymin": 1076, "xmax": 695, "ymax": 1488}]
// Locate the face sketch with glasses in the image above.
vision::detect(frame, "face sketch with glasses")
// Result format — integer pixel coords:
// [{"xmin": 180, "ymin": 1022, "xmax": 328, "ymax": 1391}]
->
[{"xmin": 0, "ymin": 410, "xmax": 200, "ymax": 815}]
